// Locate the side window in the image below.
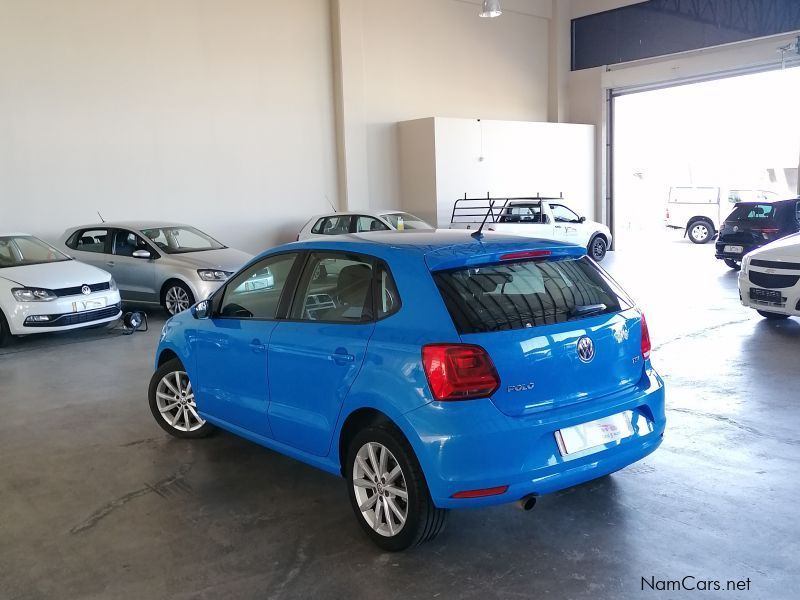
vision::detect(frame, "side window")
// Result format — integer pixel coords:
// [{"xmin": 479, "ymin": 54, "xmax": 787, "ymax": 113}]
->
[
  {"xmin": 550, "ymin": 204, "xmax": 580, "ymax": 223},
  {"xmin": 312, "ymin": 215, "xmax": 353, "ymax": 235},
  {"xmin": 292, "ymin": 252, "xmax": 374, "ymax": 323},
  {"xmin": 355, "ymin": 216, "xmax": 390, "ymax": 233},
  {"xmin": 375, "ymin": 263, "xmax": 400, "ymax": 319},
  {"xmin": 795, "ymin": 202, "xmax": 800, "ymax": 223},
  {"xmin": 218, "ymin": 253, "xmax": 298, "ymax": 319},
  {"xmin": 502, "ymin": 204, "xmax": 547, "ymax": 224},
  {"xmin": 112, "ymin": 230, "xmax": 150, "ymax": 257},
  {"xmin": 71, "ymin": 229, "xmax": 109, "ymax": 253}
]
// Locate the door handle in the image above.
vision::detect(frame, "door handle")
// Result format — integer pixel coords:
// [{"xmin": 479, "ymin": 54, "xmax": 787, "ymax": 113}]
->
[
  {"xmin": 332, "ymin": 348, "xmax": 355, "ymax": 365},
  {"xmin": 250, "ymin": 339, "xmax": 266, "ymax": 353}
]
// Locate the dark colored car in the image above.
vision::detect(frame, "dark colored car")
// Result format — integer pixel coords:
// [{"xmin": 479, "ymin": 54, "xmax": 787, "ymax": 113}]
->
[{"xmin": 715, "ymin": 198, "xmax": 800, "ymax": 270}]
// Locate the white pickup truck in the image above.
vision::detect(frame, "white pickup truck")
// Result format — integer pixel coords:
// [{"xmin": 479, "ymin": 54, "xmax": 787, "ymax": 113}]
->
[
  {"xmin": 665, "ymin": 186, "xmax": 778, "ymax": 244},
  {"xmin": 449, "ymin": 196, "xmax": 613, "ymax": 261}
]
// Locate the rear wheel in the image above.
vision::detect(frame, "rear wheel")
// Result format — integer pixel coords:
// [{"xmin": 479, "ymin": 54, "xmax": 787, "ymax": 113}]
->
[
  {"xmin": 724, "ymin": 258, "xmax": 741, "ymax": 271},
  {"xmin": 687, "ymin": 220, "xmax": 714, "ymax": 244},
  {"xmin": 148, "ymin": 358, "xmax": 215, "ymax": 439},
  {"xmin": 162, "ymin": 281, "xmax": 194, "ymax": 315},
  {"xmin": 345, "ymin": 425, "xmax": 447, "ymax": 551},
  {"xmin": 757, "ymin": 310, "xmax": 790, "ymax": 320},
  {"xmin": 588, "ymin": 236, "xmax": 608, "ymax": 261}
]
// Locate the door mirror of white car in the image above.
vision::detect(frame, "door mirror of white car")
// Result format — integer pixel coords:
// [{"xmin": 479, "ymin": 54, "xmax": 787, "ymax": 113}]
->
[
  {"xmin": 579, "ymin": 216, "xmax": 586, "ymax": 223},
  {"xmin": 192, "ymin": 299, "xmax": 210, "ymax": 320},
  {"xmin": 132, "ymin": 249, "xmax": 151, "ymax": 259}
]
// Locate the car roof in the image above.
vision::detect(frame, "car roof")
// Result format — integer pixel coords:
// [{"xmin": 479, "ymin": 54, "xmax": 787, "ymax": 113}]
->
[
  {"xmin": 307, "ymin": 210, "xmax": 407, "ymax": 220},
  {"xmin": 66, "ymin": 221, "xmax": 190, "ymax": 231},
  {"xmin": 734, "ymin": 197, "xmax": 799, "ymax": 205},
  {"xmin": 267, "ymin": 229, "xmax": 586, "ymax": 271},
  {"xmin": 0, "ymin": 232, "xmax": 33, "ymax": 237}
]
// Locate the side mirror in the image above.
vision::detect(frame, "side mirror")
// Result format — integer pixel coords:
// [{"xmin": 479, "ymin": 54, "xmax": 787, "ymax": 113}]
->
[
  {"xmin": 579, "ymin": 216, "xmax": 586, "ymax": 223},
  {"xmin": 132, "ymin": 249, "xmax": 152, "ymax": 259},
  {"xmin": 192, "ymin": 299, "xmax": 211, "ymax": 320}
]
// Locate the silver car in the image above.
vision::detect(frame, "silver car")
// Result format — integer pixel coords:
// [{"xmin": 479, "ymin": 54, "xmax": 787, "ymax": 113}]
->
[{"xmin": 61, "ymin": 222, "xmax": 254, "ymax": 315}]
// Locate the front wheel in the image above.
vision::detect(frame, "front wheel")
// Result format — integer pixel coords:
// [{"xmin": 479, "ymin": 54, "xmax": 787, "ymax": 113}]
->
[
  {"xmin": 724, "ymin": 258, "xmax": 741, "ymax": 271},
  {"xmin": 163, "ymin": 281, "xmax": 195, "ymax": 315},
  {"xmin": 588, "ymin": 236, "xmax": 608, "ymax": 261},
  {"xmin": 346, "ymin": 425, "xmax": 447, "ymax": 551},
  {"xmin": 148, "ymin": 358, "xmax": 215, "ymax": 439},
  {"xmin": 0, "ymin": 310, "xmax": 11, "ymax": 347},
  {"xmin": 687, "ymin": 220, "xmax": 714, "ymax": 244},
  {"xmin": 757, "ymin": 310, "xmax": 790, "ymax": 320}
]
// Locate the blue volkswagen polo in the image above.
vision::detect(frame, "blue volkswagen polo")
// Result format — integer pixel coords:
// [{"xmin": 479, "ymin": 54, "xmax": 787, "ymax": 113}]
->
[{"xmin": 149, "ymin": 231, "xmax": 665, "ymax": 551}]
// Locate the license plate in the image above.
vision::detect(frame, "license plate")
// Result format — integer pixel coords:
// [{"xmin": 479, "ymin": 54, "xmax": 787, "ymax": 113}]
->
[
  {"xmin": 555, "ymin": 411, "xmax": 635, "ymax": 456},
  {"xmin": 72, "ymin": 297, "xmax": 107, "ymax": 312},
  {"xmin": 749, "ymin": 288, "xmax": 782, "ymax": 303},
  {"xmin": 724, "ymin": 245, "xmax": 744, "ymax": 254}
]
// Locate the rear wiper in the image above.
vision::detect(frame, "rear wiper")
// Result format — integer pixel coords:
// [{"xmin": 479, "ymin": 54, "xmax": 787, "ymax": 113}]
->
[{"xmin": 568, "ymin": 303, "xmax": 607, "ymax": 318}]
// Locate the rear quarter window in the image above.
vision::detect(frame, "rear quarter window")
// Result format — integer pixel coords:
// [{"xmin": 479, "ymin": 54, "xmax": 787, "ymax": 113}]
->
[{"xmin": 433, "ymin": 257, "xmax": 632, "ymax": 334}]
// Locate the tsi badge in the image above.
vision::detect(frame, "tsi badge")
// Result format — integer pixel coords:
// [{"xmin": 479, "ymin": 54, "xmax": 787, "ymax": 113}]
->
[{"xmin": 576, "ymin": 336, "xmax": 595, "ymax": 363}]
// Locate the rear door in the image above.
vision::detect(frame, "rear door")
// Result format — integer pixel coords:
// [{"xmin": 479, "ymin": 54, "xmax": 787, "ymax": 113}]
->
[
  {"xmin": 267, "ymin": 251, "xmax": 376, "ymax": 456},
  {"xmin": 432, "ymin": 256, "xmax": 644, "ymax": 417}
]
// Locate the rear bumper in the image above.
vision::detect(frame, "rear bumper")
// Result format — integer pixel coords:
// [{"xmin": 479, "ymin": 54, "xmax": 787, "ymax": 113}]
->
[{"xmin": 402, "ymin": 367, "xmax": 666, "ymax": 509}]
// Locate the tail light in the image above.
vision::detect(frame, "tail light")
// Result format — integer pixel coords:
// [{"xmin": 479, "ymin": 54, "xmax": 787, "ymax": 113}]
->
[
  {"xmin": 640, "ymin": 313, "xmax": 651, "ymax": 360},
  {"xmin": 665, "ymin": 208, "xmax": 670, "ymax": 219},
  {"xmin": 753, "ymin": 227, "xmax": 779, "ymax": 239},
  {"xmin": 422, "ymin": 344, "xmax": 500, "ymax": 401}
]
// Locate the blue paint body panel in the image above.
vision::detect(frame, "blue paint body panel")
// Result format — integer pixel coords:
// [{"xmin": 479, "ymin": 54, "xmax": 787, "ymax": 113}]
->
[{"xmin": 155, "ymin": 231, "xmax": 666, "ymax": 508}]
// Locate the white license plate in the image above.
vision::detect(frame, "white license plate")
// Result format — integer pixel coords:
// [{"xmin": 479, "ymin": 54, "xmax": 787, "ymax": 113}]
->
[
  {"xmin": 72, "ymin": 297, "xmax": 107, "ymax": 312},
  {"xmin": 555, "ymin": 411, "xmax": 635, "ymax": 456},
  {"xmin": 724, "ymin": 245, "xmax": 744, "ymax": 254}
]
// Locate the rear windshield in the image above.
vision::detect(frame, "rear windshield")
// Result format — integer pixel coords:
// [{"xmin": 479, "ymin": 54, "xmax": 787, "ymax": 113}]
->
[
  {"xmin": 727, "ymin": 204, "xmax": 777, "ymax": 222},
  {"xmin": 433, "ymin": 257, "xmax": 633, "ymax": 334}
]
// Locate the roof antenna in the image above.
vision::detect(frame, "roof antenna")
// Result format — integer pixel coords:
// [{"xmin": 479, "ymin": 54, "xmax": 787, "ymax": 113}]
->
[
  {"xmin": 97, "ymin": 211, "xmax": 105, "ymax": 223},
  {"xmin": 325, "ymin": 195, "xmax": 336, "ymax": 213},
  {"xmin": 471, "ymin": 194, "xmax": 494, "ymax": 240}
]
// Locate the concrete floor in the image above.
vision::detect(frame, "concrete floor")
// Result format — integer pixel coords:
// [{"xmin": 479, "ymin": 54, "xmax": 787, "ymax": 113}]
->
[{"xmin": 1, "ymin": 233, "xmax": 798, "ymax": 599}]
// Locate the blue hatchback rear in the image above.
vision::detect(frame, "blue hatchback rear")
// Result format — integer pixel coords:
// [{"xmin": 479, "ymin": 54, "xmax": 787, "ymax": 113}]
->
[{"xmin": 150, "ymin": 230, "xmax": 665, "ymax": 551}]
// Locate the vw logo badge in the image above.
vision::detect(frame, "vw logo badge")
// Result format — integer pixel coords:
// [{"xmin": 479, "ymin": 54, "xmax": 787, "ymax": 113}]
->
[
  {"xmin": 576, "ymin": 336, "xmax": 595, "ymax": 363},
  {"xmin": 81, "ymin": 285, "xmax": 91, "ymax": 295}
]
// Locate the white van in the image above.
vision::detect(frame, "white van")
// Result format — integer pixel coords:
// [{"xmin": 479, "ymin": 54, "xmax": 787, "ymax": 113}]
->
[{"xmin": 665, "ymin": 186, "xmax": 778, "ymax": 243}]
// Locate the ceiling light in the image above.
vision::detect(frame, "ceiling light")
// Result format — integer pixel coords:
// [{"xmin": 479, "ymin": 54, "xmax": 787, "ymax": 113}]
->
[{"xmin": 479, "ymin": 0, "xmax": 502, "ymax": 18}]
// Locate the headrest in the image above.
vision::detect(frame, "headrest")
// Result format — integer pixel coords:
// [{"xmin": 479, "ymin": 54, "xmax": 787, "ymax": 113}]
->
[{"xmin": 336, "ymin": 264, "xmax": 372, "ymax": 305}]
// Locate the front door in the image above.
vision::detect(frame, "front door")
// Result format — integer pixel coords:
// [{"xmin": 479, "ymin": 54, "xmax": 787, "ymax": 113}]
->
[
  {"xmin": 193, "ymin": 252, "xmax": 299, "ymax": 438},
  {"xmin": 268, "ymin": 251, "xmax": 376, "ymax": 456},
  {"xmin": 110, "ymin": 229, "xmax": 158, "ymax": 302}
]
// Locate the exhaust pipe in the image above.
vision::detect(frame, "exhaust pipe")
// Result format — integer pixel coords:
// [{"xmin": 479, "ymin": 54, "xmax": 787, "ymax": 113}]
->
[{"xmin": 515, "ymin": 495, "xmax": 537, "ymax": 511}]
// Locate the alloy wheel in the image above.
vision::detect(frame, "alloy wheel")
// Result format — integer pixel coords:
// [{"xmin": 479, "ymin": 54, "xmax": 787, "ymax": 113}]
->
[
  {"xmin": 352, "ymin": 442, "xmax": 409, "ymax": 537},
  {"xmin": 155, "ymin": 370, "xmax": 205, "ymax": 432},
  {"xmin": 691, "ymin": 224, "xmax": 709, "ymax": 242},
  {"xmin": 165, "ymin": 286, "xmax": 191, "ymax": 314},
  {"xmin": 592, "ymin": 238, "xmax": 606, "ymax": 259}
]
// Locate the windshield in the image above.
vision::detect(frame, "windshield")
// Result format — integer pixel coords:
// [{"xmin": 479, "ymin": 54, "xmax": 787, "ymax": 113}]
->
[
  {"xmin": 140, "ymin": 226, "xmax": 226, "ymax": 254},
  {"xmin": 726, "ymin": 204, "xmax": 777, "ymax": 222},
  {"xmin": 0, "ymin": 236, "xmax": 71, "ymax": 268},
  {"xmin": 379, "ymin": 212, "xmax": 433, "ymax": 230},
  {"xmin": 433, "ymin": 256, "xmax": 631, "ymax": 334}
]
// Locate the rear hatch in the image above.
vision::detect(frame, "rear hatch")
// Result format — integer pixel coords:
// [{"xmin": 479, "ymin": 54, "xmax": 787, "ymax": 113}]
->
[
  {"xmin": 719, "ymin": 202, "xmax": 785, "ymax": 245},
  {"xmin": 431, "ymin": 254, "xmax": 645, "ymax": 417}
]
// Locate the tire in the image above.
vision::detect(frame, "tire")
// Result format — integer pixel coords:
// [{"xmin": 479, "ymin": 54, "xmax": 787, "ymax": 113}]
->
[
  {"xmin": 0, "ymin": 310, "xmax": 11, "ymax": 347},
  {"xmin": 724, "ymin": 258, "xmax": 741, "ymax": 271},
  {"xmin": 345, "ymin": 425, "xmax": 448, "ymax": 551},
  {"xmin": 687, "ymin": 220, "xmax": 714, "ymax": 244},
  {"xmin": 162, "ymin": 281, "xmax": 195, "ymax": 315},
  {"xmin": 588, "ymin": 235, "xmax": 608, "ymax": 261},
  {"xmin": 148, "ymin": 358, "xmax": 215, "ymax": 439},
  {"xmin": 757, "ymin": 310, "xmax": 790, "ymax": 320}
]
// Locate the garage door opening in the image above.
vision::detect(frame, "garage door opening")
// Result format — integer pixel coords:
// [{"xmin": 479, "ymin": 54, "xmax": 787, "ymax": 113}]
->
[{"xmin": 612, "ymin": 67, "xmax": 800, "ymax": 251}]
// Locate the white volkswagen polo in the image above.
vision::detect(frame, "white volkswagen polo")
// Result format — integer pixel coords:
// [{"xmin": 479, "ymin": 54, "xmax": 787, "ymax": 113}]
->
[
  {"xmin": 0, "ymin": 233, "xmax": 122, "ymax": 345},
  {"xmin": 739, "ymin": 232, "xmax": 800, "ymax": 320}
]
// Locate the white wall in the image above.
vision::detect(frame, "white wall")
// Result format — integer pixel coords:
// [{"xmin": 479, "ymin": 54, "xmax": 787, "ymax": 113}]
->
[
  {"xmin": 398, "ymin": 117, "xmax": 595, "ymax": 227},
  {"xmin": 0, "ymin": 0, "xmax": 338, "ymax": 254},
  {"xmin": 335, "ymin": 0, "xmax": 552, "ymax": 210}
]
